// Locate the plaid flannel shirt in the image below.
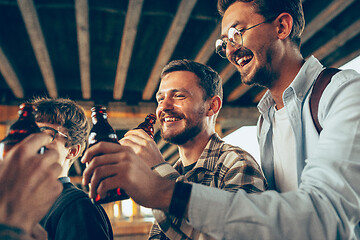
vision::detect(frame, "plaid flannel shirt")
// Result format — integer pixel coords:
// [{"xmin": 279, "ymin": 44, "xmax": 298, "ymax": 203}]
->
[{"xmin": 149, "ymin": 133, "xmax": 267, "ymax": 240}]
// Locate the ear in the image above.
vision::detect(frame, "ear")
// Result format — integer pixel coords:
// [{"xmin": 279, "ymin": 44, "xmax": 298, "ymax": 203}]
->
[
  {"xmin": 206, "ymin": 96, "xmax": 222, "ymax": 117},
  {"xmin": 66, "ymin": 144, "xmax": 81, "ymax": 160},
  {"xmin": 275, "ymin": 13, "xmax": 293, "ymax": 40}
]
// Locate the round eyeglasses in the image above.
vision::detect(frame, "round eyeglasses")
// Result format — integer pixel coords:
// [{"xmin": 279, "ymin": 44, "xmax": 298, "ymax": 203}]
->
[
  {"xmin": 39, "ymin": 126, "xmax": 68, "ymax": 142},
  {"xmin": 215, "ymin": 18, "xmax": 276, "ymax": 59}
]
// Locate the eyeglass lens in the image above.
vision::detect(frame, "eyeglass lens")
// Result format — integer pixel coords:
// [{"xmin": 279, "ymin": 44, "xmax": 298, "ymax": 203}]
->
[
  {"xmin": 216, "ymin": 28, "xmax": 243, "ymax": 59},
  {"xmin": 40, "ymin": 128, "xmax": 57, "ymax": 140}
]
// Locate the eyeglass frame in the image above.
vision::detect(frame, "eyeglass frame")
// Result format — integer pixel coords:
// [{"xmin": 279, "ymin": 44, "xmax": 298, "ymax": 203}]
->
[
  {"xmin": 215, "ymin": 16, "xmax": 277, "ymax": 59},
  {"xmin": 39, "ymin": 126, "xmax": 68, "ymax": 142}
]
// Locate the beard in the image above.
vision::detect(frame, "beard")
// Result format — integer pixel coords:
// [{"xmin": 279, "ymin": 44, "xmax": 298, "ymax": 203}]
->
[
  {"xmin": 162, "ymin": 124, "xmax": 202, "ymax": 145},
  {"xmin": 242, "ymin": 64, "xmax": 275, "ymax": 88},
  {"xmin": 160, "ymin": 108, "xmax": 205, "ymax": 146},
  {"xmin": 238, "ymin": 47, "xmax": 278, "ymax": 89}
]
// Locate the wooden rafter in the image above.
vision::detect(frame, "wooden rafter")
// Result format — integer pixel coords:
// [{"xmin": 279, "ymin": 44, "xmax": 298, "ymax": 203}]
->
[
  {"xmin": 162, "ymin": 144, "xmax": 178, "ymax": 159},
  {"xmin": 17, "ymin": 0, "xmax": 58, "ymax": 98},
  {"xmin": 142, "ymin": 0, "xmax": 198, "ymax": 100},
  {"xmin": 331, "ymin": 49, "xmax": 360, "ymax": 68},
  {"xmin": 0, "ymin": 47, "xmax": 24, "ymax": 98},
  {"xmin": 312, "ymin": 19, "xmax": 360, "ymax": 60},
  {"xmin": 194, "ymin": 23, "xmax": 221, "ymax": 64},
  {"xmin": 75, "ymin": 0, "xmax": 91, "ymax": 99},
  {"xmin": 227, "ymin": 84, "xmax": 252, "ymax": 102},
  {"xmin": 302, "ymin": 0, "xmax": 356, "ymax": 43},
  {"xmin": 219, "ymin": 63, "xmax": 237, "ymax": 85},
  {"xmin": 113, "ymin": 0, "xmax": 144, "ymax": 100}
]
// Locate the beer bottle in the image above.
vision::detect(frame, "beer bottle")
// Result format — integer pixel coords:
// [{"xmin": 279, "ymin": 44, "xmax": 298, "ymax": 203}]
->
[
  {"xmin": 134, "ymin": 114, "xmax": 156, "ymax": 139},
  {"xmin": 88, "ymin": 105, "xmax": 130, "ymax": 204},
  {"xmin": 0, "ymin": 103, "xmax": 41, "ymax": 160},
  {"xmin": 88, "ymin": 107, "xmax": 157, "ymax": 204}
]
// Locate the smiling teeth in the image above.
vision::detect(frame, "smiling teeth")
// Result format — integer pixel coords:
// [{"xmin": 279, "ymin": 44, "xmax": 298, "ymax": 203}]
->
[
  {"xmin": 237, "ymin": 55, "xmax": 252, "ymax": 66},
  {"xmin": 164, "ymin": 117, "xmax": 180, "ymax": 122}
]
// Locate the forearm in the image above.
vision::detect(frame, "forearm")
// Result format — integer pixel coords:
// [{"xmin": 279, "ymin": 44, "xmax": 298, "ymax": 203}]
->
[{"xmin": 187, "ymin": 180, "xmax": 360, "ymax": 240}]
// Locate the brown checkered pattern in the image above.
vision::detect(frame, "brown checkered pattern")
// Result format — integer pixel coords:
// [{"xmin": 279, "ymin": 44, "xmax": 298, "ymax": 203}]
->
[{"xmin": 149, "ymin": 133, "xmax": 267, "ymax": 240}]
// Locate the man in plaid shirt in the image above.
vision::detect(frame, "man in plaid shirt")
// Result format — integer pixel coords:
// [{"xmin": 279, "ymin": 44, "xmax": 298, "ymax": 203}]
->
[{"xmin": 131, "ymin": 59, "xmax": 267, "ymax": 239}]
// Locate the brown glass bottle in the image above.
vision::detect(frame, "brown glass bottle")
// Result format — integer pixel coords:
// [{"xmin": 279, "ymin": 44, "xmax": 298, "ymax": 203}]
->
[
  {"xmin": 0, "ymin": 103, "xmax": 41, "ymax": 161},
  {"xmin": 88, "ymin": 105, "xmax": 130, "ymax": 204},
  {"xmin": 134, "ymin": 114, "xmax": 156, "ymax": 138},
  {"xmin": 88, "ymin": 108, "xmax": 157, "ymax": 204}
]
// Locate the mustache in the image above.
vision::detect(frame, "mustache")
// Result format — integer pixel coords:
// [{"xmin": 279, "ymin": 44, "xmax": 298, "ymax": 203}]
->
[
  {"xmin": 159, "ymin": 110, "xmax": 184, "ymax": 120},
  {"xmin": 231, "ymin": 47, "xmax": 253, "ymax": 62}
]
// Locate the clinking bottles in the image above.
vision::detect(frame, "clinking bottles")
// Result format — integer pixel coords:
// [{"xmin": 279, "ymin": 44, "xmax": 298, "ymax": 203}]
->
[
  {"xmin": 0, "ymin": 103, "xmax": 41, "ymax": 161},
  {"xmin": 134, "ymin": 113, "xmax": 156, "ymax": 139},
  {"xmin": 88, "ymin": 106, "xmax": 157, "ymax": 204},
  {"xmin": 88, "ymin": 105, "xmax": 129, "ymax": 204}
]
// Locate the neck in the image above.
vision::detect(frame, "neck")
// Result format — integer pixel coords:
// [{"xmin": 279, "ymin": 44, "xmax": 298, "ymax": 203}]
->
[
  {"xmin": 269, "ymin": 48, "xmax": 305, "ymax": 110},
  {"xmin": 58, "ymin": 159, "xmax": 72, "ymax": 178},
  {"xmin": 177, "ymin": 130, "xmax": 213, "ymax": 167}
]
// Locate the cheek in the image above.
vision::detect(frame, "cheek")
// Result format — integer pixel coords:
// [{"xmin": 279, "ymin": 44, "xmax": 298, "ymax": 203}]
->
[{"xmin": 156, "ymin": 107, "xmax": 161, "ymax": 118}]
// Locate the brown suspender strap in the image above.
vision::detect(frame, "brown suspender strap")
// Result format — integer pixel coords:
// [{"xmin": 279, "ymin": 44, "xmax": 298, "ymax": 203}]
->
[{"xmin": 309, "ymin": 68, "xmax": 340, "ymax": 134}]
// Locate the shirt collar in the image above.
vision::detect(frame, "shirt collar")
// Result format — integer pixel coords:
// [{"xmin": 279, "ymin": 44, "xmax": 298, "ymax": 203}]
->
[
  {"xmin": 174, "ymin": 133, "xmax": 223, "ymax": 173},
  {"xmin": 258, "ymin": 56, "xmax": 324, "ymax": 114},
  {"xmin": 58, "ymin": 176, "xmax": 71, "ymax": 184}
]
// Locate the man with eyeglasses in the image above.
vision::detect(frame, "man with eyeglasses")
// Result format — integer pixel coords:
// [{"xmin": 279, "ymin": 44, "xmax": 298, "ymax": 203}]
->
[
  {"xmin": 82, "ymin": 0, "xmax": 360, "ymax": 239},
  {"xmin": 32, "ymin": 97, "xmax": 113, "ymax": 240}
]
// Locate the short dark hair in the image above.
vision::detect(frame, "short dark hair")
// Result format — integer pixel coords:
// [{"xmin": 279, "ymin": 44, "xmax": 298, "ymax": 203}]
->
[
  {"xmin": 161, "ymin": 59, "xmax": 223, "ymax": 101},
  {"xmin": 31, "ymin": 97, "xmax": 89, "ymax": 151},
  {"xmin": 217, "ymin": 0, "xmax": 305, "ymax": 47}
]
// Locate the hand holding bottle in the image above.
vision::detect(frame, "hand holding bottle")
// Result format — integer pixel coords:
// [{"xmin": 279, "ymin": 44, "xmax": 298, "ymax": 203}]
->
[
  {"xmin": 120, "ymin": 128, "xmax": 166, "ymax": 169},
  {"xmin": 0, "ymin": 133, "xmax": 62, "ymax": 234},
  {"xmin": 81, "ymin": 139, "xmax": 174, "ymax": 210},
  {"xmin": 85, "ymin": 107, "xmax": 158, "ymax": 204}
]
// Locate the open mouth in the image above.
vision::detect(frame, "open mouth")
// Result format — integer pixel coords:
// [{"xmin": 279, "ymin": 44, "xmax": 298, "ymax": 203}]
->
[
  {"xmin": 163, "ymin": 117, "xmax": 181, "ymax": 123},
  {"xmin": 233, "ymin": 50, "xmax": 254, "ymax": 68},
  {"xmin": 236, "ymin": 55, "xmax": 253, "ymax": 67}
]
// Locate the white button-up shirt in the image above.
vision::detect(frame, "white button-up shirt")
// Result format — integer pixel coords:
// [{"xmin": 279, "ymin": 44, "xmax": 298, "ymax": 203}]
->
[{"xmin": 186, "ymin": 56, "xmax": 360, "ymax": 239}]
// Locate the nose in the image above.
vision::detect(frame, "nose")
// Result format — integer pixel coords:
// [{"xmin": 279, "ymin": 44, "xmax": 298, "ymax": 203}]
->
[
  {"xmin": 156, "ymin": 96, "xmax": 174, "ymax": 115},
  {"xmin": 226, "ymin": 42, "xmax": 239, "ymax": 60}
]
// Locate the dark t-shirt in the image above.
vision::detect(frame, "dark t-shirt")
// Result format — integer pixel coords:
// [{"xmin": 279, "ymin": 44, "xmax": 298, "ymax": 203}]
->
[{"xmin": 40, "ymin": 177, "xmax": 113, "ymax": 240}]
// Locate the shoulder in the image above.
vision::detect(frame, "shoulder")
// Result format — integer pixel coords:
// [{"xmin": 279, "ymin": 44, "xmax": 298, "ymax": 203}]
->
[
  {"xmin": 217, "ymin": 140, "xmax": 258, "ymax": 169},
  {"xmin": 43, "ymin": 182, "xmax": 106, "ymax": 224},
  {"xmin": 319, "ymin": 69, "xmax": 360, "ymax": 109}
]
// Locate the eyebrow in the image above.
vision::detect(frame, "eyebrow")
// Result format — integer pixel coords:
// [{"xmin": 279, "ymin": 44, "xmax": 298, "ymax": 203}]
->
[
  {"xmin": 220, "ymin": 20, "xmax": 243, "ymax": 38},
  {"xmin": 156, "ymin": 88, "xmax": 190, "ymax": 97}
]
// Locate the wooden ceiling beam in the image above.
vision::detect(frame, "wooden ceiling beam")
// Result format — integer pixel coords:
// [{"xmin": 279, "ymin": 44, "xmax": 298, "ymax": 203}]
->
[
  {"xmin": 157, "ymin": 139, "xmax": 168, "ymax": 150},
  {"xmin": 253, "ymin": 89, "xmax": 267, "ymax": 104},
  {"xmin": 302, "ymin": 0, "xmax": 356, "ymax": 43},
  {"xmin": 219, "ymin": 63, "xmax": 237, "ymax": 84},
  {"xmin": 17, "ymin": 0, "xmax": 58, "ymax": 98},
  {"xmin": 219, "ymin": 63, "xmax": 254, "ymax": 102},
  {"xmin": 0, "ymin": 47, "xmax": 24, "ymax": 98},
  {"xmin": 312, "ymin": 19, "xmax": 360, "ymax": 60},
  {"xmin": 167, "ymin": 152, "xmax": 179, "ymax": 165},
  {"xmin": 162, "ymin": 144, "xmax": 178, "ymax": 159},
  {"xmin": 218, "ymin": 106, "xmax": 259, "ymax": 129},
  {"xmin": 75, "ymin": 0, "xmax": 91, "ymax": 99},
  {"xmin": 142, "ymin": 0, "xmax": 198, "ymax": 100},
  {"xmin": 227, "ymin": 84, "xmax": 252, "ymax": 102},
  {"xmin": 113, "ymin": 0, "xmax": 144, "ymax": 100},
  {"xmin": 194, "ymin": 23, "xmax": 221, "ymax": 64},
  {"xmin": 331, "ymin": 49, "xmax": 360, "ymax": 68}
]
